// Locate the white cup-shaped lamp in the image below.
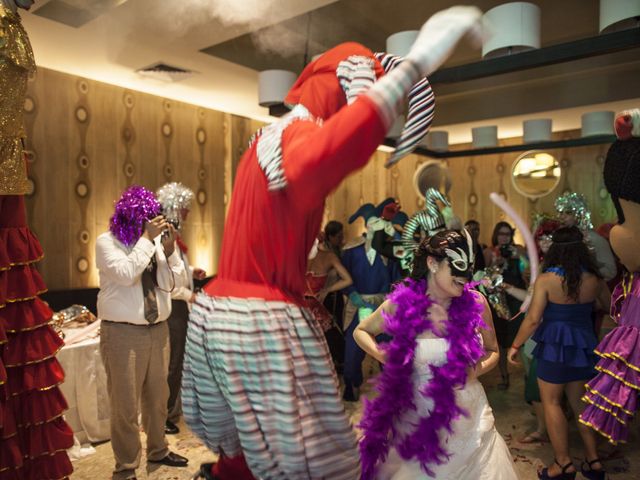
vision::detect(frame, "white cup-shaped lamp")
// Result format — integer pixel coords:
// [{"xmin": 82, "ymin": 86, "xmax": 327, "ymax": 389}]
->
[
  {"xmin": 386, "ymin": 31, "xmax": 419, "ymax": 57},
  {"xmin": 424, "ymin": 131, "xmax": 449, "ymax": 152},
  {"xmin": 581, "ymin": 111, "xmax": 615, "ymax": 137},
  {"xmin": 600, "ymin": 0, "xmax": 640, "ymax": 33},
  {"xmin": 472, "ymin": 126, "xmax": 498, "ymax": 148},
  {"xmin": 482, "ymin": 2, "xmax": 541, "ymax": 59},
  {"xmin": 258, "ymin": 70, "xmax": 297, "ymax": 107},
  {"xmin": 523, "ymin": 119, "xmax": 552, "ymax": 143}
]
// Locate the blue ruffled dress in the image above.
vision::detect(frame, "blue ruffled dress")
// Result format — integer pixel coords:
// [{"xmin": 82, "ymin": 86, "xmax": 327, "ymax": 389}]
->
[{"xmin": 532, "ymin": 268, "xmax": 598, "ymax": 384}]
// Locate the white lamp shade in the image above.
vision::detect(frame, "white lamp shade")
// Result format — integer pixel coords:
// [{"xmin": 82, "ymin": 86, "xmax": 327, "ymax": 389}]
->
[
  {"xmin": 472, "ymin": 126, "xmax": 498, "ymax": 148},
  {"xmin": 258, "ymin": 70, "xmax": 297, "ymax": 107},
  {"xmin": 581, "ymin": 111, "xmax": 615, "ymax": 137},
  {"xmin": 482, "ymin": 2, "xmax": 541, "ymax": 58},
  {"xmin": 523, "ymin": 119, "xmax": 552, "ymax": 143},
  {"xmin": 387, "ymin": 115, "xmax": 405, "ymax": 139},
  {"xmin": 600, "ymin": 0, "xmax": 640, "ymax": 33},
  {"xmin": 386, "ymin": 31, "xmax": 419, "ymax": 57},
  {"xmin": 423, "ymin": 131, "xmax": 449, "ymax": 151}
]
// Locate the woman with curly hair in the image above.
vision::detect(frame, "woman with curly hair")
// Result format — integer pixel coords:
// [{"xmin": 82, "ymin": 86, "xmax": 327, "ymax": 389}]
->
[{"xmin": 508, "ymin": 226, "xmax": 610, "ymax": 480}]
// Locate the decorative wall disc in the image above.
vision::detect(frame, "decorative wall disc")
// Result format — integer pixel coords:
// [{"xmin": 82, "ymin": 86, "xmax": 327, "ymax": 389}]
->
[
  {"xmin": 198, "ymin": 168, "xmax": 207, "ymax": 181},
  {"xmin": 77, "ymin": 155, "xmax": 90, "ymax": 169},
  {"xmin": 161, "ymin": 123, "xmax": 172, "ymax": 137},
  {"xmin": 75, "ymin": 106, "xmax": 89, "ymax": 123},
  {"xmin": 76, "ymin": 257, "xmax": 89, "ymax": 273},
  {"xmin": 197, "ymin": 189, "xmax": 207, "ymax": 205},
  {"xmin": 163, "ymin": 164, "xmax": 173, "ymax": 178},
  {"xmin": 79, "ymin": 230, "xmax": 90, "ymax": 244},
  {"xmin": 23, "ymin": 96, "xmax": 35, "ymax": 113},
  {"xmin": 196, "ymin": 128, "xmax": 207, "ymax": 145},
  {"xmin": 75, "ymin": 181, "xmax": 89, "ymax": 198},
  {"xmin": 25, "ymin": 177, "xmax": 35, "ymax": 196},
  {"xmin": 78, "ymin": 80, "xmax": 89, "ymax": 94},
  {"xmin": 123, "ymin": 162, "xmax": 135, "ymax": 178},
  {"xmin": 124, "ymin": 93, "xmax": 135, "ymax": 108}
]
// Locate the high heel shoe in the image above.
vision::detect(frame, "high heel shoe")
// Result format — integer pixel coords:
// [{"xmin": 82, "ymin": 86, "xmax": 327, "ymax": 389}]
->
[
  {"xmin": 581, "ymin": 458, "xmax": 605, "ymax": 480},
  {"xmin": 538, "ymin": 459, "xmax": 576, "ymax": 480}
]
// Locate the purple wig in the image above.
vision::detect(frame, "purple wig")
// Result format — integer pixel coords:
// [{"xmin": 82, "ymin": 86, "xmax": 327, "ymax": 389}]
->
[{"xmin": 109, "ymin": 185, "xmax": 161, "ymax": 247}]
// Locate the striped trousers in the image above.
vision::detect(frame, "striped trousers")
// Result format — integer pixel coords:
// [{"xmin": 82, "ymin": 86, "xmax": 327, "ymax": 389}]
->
[{"xmin": 182, "ymin": 294, "xmax": 360, "ymax": 480}]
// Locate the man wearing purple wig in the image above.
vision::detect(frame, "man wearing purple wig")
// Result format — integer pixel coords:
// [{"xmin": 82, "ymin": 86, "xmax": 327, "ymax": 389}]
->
[{"xmin": 95, "ymin": 185, "xmax": 189, "ymax": 480}]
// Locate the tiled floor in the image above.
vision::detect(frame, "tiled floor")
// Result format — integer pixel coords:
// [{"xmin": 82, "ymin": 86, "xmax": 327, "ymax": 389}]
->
[{"xmin": 71, "ymin": 360, "xmax": 638, "ymax": 479}]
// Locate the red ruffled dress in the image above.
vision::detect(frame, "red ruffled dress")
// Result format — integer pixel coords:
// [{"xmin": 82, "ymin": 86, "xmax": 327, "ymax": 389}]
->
[
  {"xmin": 1, "ymin": 6, "xmax": 73, "ymax": 479},
  {"xmin": 0, "ymin": 200, "xmax": 74, "ymax": 480},
  {"xmin": 303, "ymin": 273, "xmax": 333, "ymax": 332}
]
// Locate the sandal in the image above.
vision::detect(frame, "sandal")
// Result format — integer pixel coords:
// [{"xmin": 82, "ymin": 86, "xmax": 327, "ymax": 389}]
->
[
  {"xmin": 581, "ymin": 458, "xmax": 605, "ymax": 480},
  {"xmin": 538, "ymin": 459, "xmax": 576, "ymax": 480},
  {"xmin": 518, "ymin": 431, "xmax": 549, "ymax": 444}
]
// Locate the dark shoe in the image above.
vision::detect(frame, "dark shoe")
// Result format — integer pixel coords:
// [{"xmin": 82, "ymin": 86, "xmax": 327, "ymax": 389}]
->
[
  {"xmin": 150, "ymin": 451, "xmax": 188, "ymax": 467},
  {"xmin": 581, "ymin": 458, "xmax": 605, "ymax": 480},
  {"xmin": 193, "ymin": 462, "xmax": 218, "ymax": 480},
  {"xmin": 343, "ymin": 385, "xmax": 360, "ymax": 402},
  {"xmin": 538, "ymin": 459, "xmax": 576, "ymax": 480},
  {"xmin": 165, "ymin": 420, "xmax": 180, "ymax": 435}
]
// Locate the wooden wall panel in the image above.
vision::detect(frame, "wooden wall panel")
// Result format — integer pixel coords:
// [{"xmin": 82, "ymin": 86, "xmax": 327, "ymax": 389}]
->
[
  {"xmin": 327, "ymin": 132, "xmax": 616, "ymax": 248},
  {"xmin": 23, "ymin": 67, "xmax": 238, "ymax": 290}
]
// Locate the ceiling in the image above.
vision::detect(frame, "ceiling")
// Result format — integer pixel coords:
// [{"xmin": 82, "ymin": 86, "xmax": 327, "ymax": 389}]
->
[{"xmin": 20, "ymin": 0, "xmax": 640, "ymax": 144}]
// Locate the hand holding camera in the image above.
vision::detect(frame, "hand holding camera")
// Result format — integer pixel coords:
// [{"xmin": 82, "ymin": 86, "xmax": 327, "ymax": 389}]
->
[{"xmin": 143, "ymin": 215, "xmax": 168, "ymax": 240}]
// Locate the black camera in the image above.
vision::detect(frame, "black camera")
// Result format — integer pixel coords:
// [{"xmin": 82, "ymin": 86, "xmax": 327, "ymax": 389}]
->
[{"xmin": 499, "ymin": 244, "xmax": 514, "ymax": 259}]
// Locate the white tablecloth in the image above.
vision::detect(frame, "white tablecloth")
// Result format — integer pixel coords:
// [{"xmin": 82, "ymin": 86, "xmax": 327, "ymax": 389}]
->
[{"xmin": 58, "ymin": 322, "xmax": 110, "ymax": 444}]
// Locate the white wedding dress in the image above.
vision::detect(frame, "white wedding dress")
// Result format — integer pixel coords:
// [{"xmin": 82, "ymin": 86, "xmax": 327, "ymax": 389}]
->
[{"xmin": 376, "ymin": 338, "xmax": 518, "ymax": 480}]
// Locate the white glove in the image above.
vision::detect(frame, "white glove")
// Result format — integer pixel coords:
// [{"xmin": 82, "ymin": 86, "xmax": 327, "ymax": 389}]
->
[{"xmin": 406, "ymin": 6, "xmax": 484, "ymax": 77}]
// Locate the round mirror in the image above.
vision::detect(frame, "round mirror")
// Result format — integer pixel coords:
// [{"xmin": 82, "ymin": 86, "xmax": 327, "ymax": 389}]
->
[
  {"xmin": 511, "ymin": 150, "xmax": 561, "ymax": 199},
  {"xmin": 413, "ymin": 160, "xmax": 452, "ymax": 199}
]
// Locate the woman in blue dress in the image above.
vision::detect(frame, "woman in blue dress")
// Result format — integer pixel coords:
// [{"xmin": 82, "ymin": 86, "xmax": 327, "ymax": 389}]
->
[{"xmin": 508, "ymin": 226, "xmax": 610, "ymax": 480}]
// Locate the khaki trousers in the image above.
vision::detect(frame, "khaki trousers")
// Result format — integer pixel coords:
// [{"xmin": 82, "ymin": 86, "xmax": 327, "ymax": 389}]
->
[{"xmin": 100, "ymin": 320, "xmax": 170, "ymax": 480}]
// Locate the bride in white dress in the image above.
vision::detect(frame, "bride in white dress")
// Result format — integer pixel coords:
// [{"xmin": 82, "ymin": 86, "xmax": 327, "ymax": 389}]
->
[{"xmin": 354, "ymin": 230, "xmax": 517, "ymax": 479}]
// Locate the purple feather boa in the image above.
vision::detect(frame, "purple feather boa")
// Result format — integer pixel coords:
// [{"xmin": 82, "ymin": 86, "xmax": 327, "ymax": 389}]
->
[
  {"xmin": 109, "ymin": 185, "xmax": 161, "ymax": 247},
  {"xmin": 358, "ymin": 278, "xmax": 486, "ymax": 479}
]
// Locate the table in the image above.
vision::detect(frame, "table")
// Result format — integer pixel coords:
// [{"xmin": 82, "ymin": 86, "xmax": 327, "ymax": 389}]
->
[{"xmin": 58, "ymin": 321, "xmax": 111, "ymax": 445}]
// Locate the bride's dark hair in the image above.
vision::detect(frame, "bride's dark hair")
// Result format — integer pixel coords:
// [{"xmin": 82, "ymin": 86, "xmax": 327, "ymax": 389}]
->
[{"xmin": 410, "ymin": 230, "xmax": 463, "ymax": 280}]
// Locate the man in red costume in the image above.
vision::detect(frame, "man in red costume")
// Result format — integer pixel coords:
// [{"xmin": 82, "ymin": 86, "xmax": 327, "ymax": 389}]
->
[
  {"xmin": 182, "ymin": 7, "xmax": 483, "ymax": 480},
  {"xmin": 0, "ymin": 1, "xmax": 74, "ymax": 479}
]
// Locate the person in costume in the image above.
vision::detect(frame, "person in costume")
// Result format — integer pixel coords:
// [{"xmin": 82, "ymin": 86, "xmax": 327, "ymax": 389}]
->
[
  {"xmin": 96, "ymin": 186, "xmax": 189, "ymax": 479},
  {"xmin": 508, "ymin": 226, "xmax": 611, "ymax": 480},
  {"xmin": 503, "ymin": 217, "xmax": 561, "ymax": 445},
  {"xmin": 0, "ymin": 1, "xmax": 74, "ymax": 478},
  {"xmin": 555, "ymin": 192, "xmax": 617, "ymax": 282},
  {"xmin": 304, "ymin": 231, "xmax": 352, "ymax": 335},
  {"xmin": 464, "ymin": 219, "xmax": 486, "ymax": 272},
  {"xmin": 181, "ymin": 7, "xmax": 484, "ymax": 480},
  {"xmin": 579, "ymin": 109, "xmax": 640, "ymax": 449},
  {"xmin": 355, "ymin": 229, "xmax": 517, "ymax": 480},
  {"xmin": 156, "ymin": 182, "xmax": 207, "ymax": 435},
  {"xmin": 342, "ymin": 200, "xmax": 397, "ymax": 401},
  {"xmin": 483, "ymin": 221, "xmax": 529, "ymax": 389}
]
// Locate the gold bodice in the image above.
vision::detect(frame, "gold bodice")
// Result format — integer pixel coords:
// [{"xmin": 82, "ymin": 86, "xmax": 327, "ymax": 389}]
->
[{"xmin": 1, "ymin": 4, "xmax": 35, "ymax": 195}]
